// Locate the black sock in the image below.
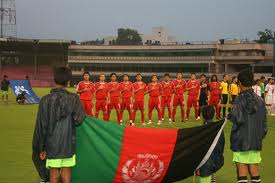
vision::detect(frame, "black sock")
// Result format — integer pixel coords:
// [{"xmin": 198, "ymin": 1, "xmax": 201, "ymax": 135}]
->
[
  {"xmin": 238, "ymin": 176, "xmax": 248, "ymax": 183},
  {"xmin": 222, "ymin": 107, "xmax": 226, "ymax": 118},
  {"xmin": 251, "ymin": 176, "xmax": 261, "ymax": 183},
  {"xmin": 211, "ymin": 173, "xmax": 216, "ymax": 183},
  {"xmin": 198, "ymin": 107, "xmax": 201, "ymax": 116},
  {"xmin": 218, "ymin": 107, "xmax": 221, "ymax": 118}
]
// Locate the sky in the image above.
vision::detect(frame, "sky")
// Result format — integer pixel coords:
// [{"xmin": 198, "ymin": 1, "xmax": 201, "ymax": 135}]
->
[{"xmin": 16, "ymin": 0, "xmax": 275, "ymax": 42}]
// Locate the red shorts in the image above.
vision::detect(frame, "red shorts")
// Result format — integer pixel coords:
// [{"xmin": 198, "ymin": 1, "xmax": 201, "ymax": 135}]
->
[
  {"xmin": 108, "ymin": 97, "xmax": 120, "ymax": 110},
  {"xmin": 133, "ymin": 101, "xmax": 144, "ymax": 111},
  {"xmin": 149, "ymin": 97, "xmax": 161, "ymax": 110},
  {"xmin": 209, "ymin": 95, "xmax": 220, "ymax": 105},
  {"xmin": 96, "ymin": 99, "xmax": 107, "ymax": 112},
  {"xmin": 81, "ymin": 100, "xmax": 93, "ymax": 115},
  {"xmin": 173, "ymin": 94, "xmax": 184, "ymax": 107},
  {"xmin": 121, "ymin": 98, "xmax": 132, "ymax": 111},
  {"xmin": 187, "ymin": 95, "xmax": 199, "ymax": 108},
  {"xmin": 161, "ymin": 96, "xmax": 172, "ymax": 108}
]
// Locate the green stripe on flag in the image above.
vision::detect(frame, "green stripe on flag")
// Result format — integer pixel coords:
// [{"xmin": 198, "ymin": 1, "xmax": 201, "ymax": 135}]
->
[{"xmin": 72, "ymin": 116, "xmax": 125, "ymax": 183}]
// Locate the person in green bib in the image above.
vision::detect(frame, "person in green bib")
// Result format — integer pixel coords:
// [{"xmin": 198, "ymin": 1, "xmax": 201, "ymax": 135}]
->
[
  {"xmin": 259, "ymin": 76, "xmax": 265, "ymax": 100},
  {"xmin": 1, "ymin": 75, "xmax": 10, "ymax": 104},
  {"xmin": 228, "ymin": 69, "xmax": 267, "ymax": 183}
]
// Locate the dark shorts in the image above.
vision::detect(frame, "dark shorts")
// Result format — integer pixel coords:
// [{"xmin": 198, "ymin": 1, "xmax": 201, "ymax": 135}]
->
[
  {"xmin": 220, "ymin": 94, "xmax": 228, "ymax": 104},
  {"xmin": 199, "ymin": 94, "xmax": 208, "ymax": 107}
]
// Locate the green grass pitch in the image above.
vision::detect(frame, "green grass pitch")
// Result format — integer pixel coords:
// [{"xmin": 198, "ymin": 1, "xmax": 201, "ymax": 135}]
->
[{"xmin": 0, "ymin": 88, "xmax": 274, "ymax": 183}]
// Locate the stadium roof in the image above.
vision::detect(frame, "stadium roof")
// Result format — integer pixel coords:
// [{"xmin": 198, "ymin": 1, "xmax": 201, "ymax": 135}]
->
[
  {"xmin": 0, "ymin": 38, "xmax": 71, "ymax": 44},
  {"xmin": 0, "ymin": 38, "xmax": 70, "ymax": 56}
]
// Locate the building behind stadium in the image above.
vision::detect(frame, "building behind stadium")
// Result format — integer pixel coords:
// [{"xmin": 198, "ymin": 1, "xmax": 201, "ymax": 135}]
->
[{"xmin": 0, "ymin": 37, "xmax": 273, "ymax": 86}]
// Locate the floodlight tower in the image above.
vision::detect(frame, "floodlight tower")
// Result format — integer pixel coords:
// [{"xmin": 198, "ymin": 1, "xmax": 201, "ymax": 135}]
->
[
  {"xmin": 0, "ymin": 0, "xmax": 16, "ymax": 38},
  {"xmin": 273, "ymin": 32, "xmax": 275, "ymax": 77}
]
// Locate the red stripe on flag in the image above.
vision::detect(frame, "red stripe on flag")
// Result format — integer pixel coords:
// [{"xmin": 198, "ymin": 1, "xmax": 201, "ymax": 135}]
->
[{"xmin": 113, "ymin": 126, "xmax": 178, "ymax": 183}]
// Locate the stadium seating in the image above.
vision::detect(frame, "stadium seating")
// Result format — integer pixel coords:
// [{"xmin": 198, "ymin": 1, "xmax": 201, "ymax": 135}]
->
[
  {"xmin": 1, "ymin": 65, "xmax": 55, "ymax": 87},
  {"xmin": 30, "ymin": 79, "xmax": 54, "ymax": 87}
]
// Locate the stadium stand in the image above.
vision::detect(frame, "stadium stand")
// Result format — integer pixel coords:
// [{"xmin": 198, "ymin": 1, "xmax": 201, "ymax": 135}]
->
[{"xmin": 0, "ymin": 38, "xmax": 69, "ymax": 87}]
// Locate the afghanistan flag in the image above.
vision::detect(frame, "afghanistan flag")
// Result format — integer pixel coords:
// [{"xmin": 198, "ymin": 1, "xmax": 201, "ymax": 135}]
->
[{"xmin": 72, "ymin": 116, "xmax": 226, "ymax": 183}]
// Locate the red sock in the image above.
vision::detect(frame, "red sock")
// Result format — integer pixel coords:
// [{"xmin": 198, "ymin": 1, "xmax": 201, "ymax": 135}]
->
[
  {"xmin": 95, "ymin": 111, "xmax": 99, "ymax": 118},
  {"xmin": 120, "ymin": 111, "xmax": 124, "ymax": 121},
  {"xmin": 128, "ymin": 110, "xmax": 133, "ymax": 121},
  {"xmin": 215, "ymin": 104, "xmax": 220, "ymax": 119},
  {"xmin": 172, "ymin": 108, "xmax": 176, "ymax": 121},
  {"xmin": 157, "ymin": 108, "xmax": 162, "ymax": 120},
  {"xmin": 161, "ymin": 108, "xmax": 165, "ymax": 118},
  {"xmin": 116, "ymin": 110, "xmax": 121, "ymax": 123},
  {"xmin": 186, "ymin": 108, "xmax": 190, "ymax": 119},
  {"xmin": 103, "ymin": 112, "xmax": 108, "ymax": 121},
  {"xmin": 132, "ymin": 111, "xmax": 136, "ymax": 122},
  {"xmin": 148, "ymin": 110, "xmax": 152, "ymax": 120},
  {"xmin": 181, "ymin": 108, "xmax": 185, "ymax": 121},
  {"xmin": 141, "ymin": 110, "xmax": 145, "ymax": 123},
  {"xmin": 195, "ymin": 108, "xmax": 199, "ymax": 119},
  {"xmin": 107, "ymin": 111, "xmax": 111, "ymax": 121}
]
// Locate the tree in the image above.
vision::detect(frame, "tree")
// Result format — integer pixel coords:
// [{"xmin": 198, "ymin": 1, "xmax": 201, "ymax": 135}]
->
[
  {"xmin": 256, "ymin": 29, "xmax": 274, "ymax": 43},
  {"xmin": 81, "ymin": 39, "xmax": 104, "ymax": 45},
  {"xmin": 116, "ymin": 28, "xmax": 142, "ymax": 45},
  {"xmin": 111, "ymin": 39, "xmax": 116, "ymax": 45}
]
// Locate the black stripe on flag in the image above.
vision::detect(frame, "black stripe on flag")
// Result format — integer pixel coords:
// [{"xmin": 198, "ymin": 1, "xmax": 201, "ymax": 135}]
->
[{"xmin": 162, "ymin": 119, "xmax": 225, "ymax": 183}]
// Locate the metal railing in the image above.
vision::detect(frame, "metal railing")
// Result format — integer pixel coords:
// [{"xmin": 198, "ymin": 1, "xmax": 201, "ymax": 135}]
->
[
  {"xmin": 71, "ymin": 71, "xmax": 272, "ymax": 80},
  {"xmin": 71, "ymin": 39, "xmax": 261, "ymax": 46}
]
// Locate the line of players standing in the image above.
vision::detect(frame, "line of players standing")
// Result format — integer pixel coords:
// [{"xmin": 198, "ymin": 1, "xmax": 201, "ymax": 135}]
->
[
  {"xmin": 76, "ymin": 71, "xmax": 240, "ymax": 126},
  {"xmin": 258, "ymin": 77, "xmax": 275, "ymax": 115}
]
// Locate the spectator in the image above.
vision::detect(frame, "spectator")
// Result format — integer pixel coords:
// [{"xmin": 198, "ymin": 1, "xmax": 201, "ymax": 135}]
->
[{"xmin": 1, "ymin": 75, "xmax": 10, "ymax": 104}]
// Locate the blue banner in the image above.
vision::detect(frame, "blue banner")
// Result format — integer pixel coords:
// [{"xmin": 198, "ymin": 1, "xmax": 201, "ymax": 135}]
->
[{"xmin": 10, "ymin": 80, "xmax": 40, "ymax": 104}]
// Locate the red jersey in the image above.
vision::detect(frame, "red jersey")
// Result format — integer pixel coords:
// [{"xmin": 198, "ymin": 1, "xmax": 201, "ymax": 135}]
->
[
  {"xmin": 108, "ymin": 81, "xmax": 120, "ymax": 98},
  {"xmin": 95, "ymin": 82, "xmax": 109, "ymax": 100},
  {"xmin": 77, "ymin": 81, "xmax": 94, "ymax": 100},
  {"xmin": 147, "ymin": 82, "xmax": 162, "ymax": 97},
  {"xmin": 186, "ymin": 80, "xmax": 200, "ymax": 96},
  {"xmin": 161, "ymin": 81, "xmax": 174, "ymax": 97},
  {"xmin": 119, "ymin": 81, "xmax": 133, "ymax": 99},
  {"xmin": 172, "ymin": 79, "xmax": 186, "ymax": 95},
  {"xmin": 209, "ymin": 82, "xmax": 221, "ymax": 96},
  {"xmin": 133, "ymin": 81, "xmax": 147, "ymax": 102}
]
